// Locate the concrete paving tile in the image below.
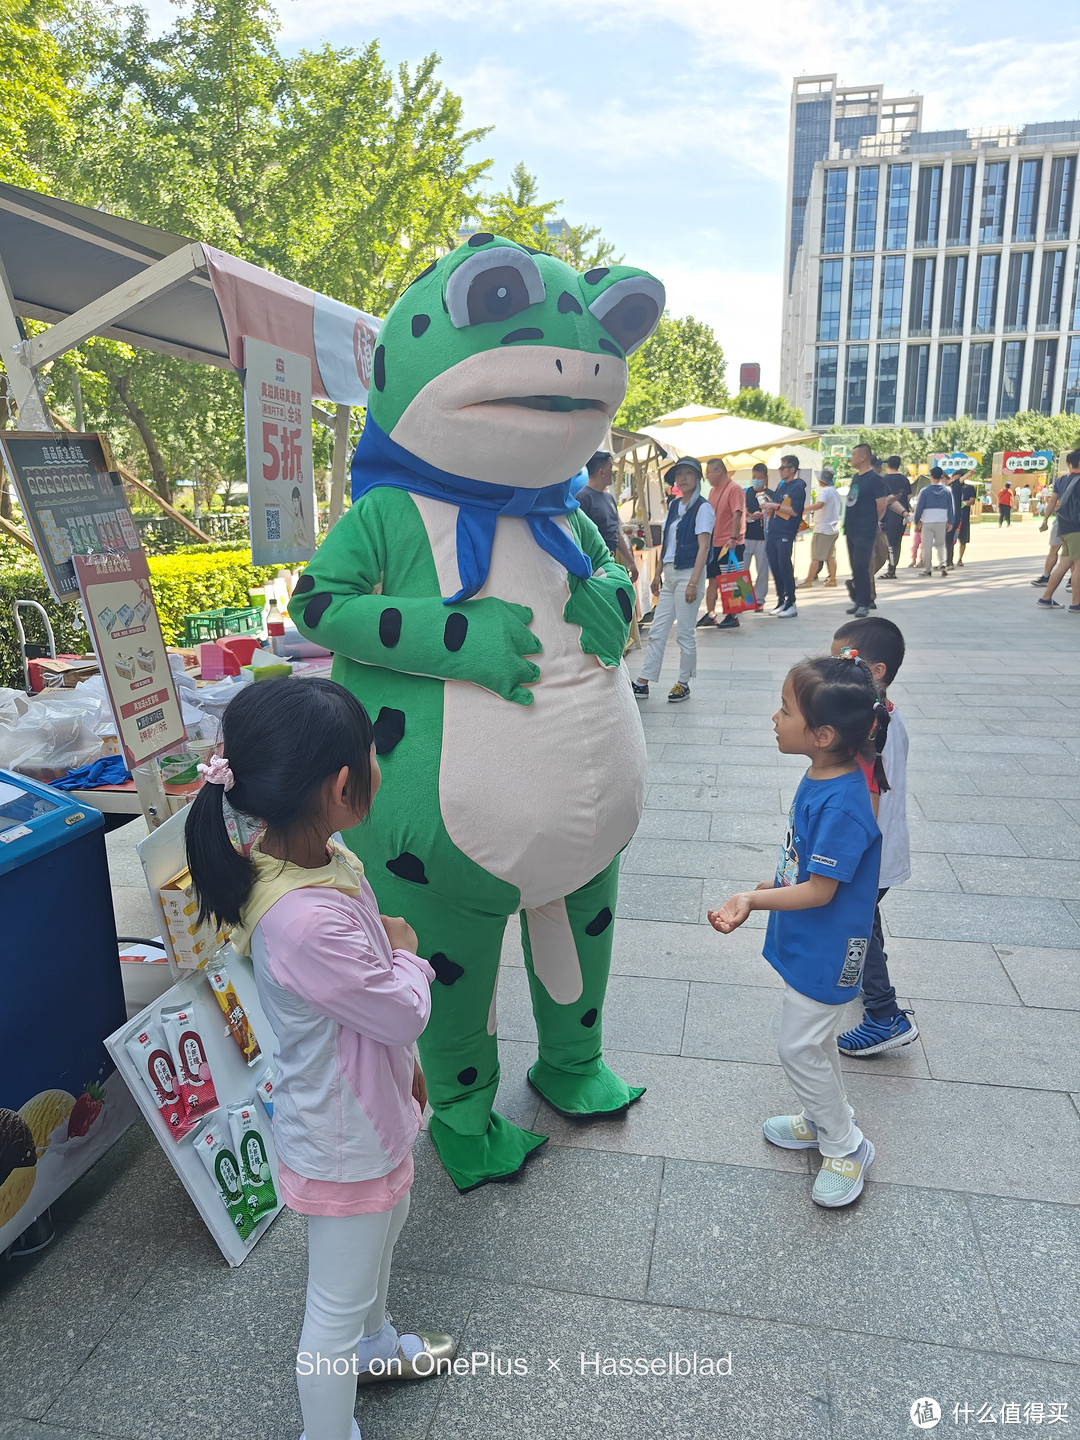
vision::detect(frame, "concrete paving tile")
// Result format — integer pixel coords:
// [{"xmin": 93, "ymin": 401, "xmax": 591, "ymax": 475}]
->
[
  {"xmin": 623, "ymin": 838, "xmax": 776, "ymax": 882},
  {"xmin": 110, "ymin": 885, "xmax": 164, "ymax": 941},
  {"xmin": 646, "ymin": 761, "xmax": 717, "ymax": 785},
  {"xmin": 915, "ymin": 999, "xmax": 1080, "ymax": 1091},
  {"xmin": 876, "ymin": 936, "xmax": 1019, "ymax": 1006},
  {"xmin": 967, "ymin": 1195, "xmax": 1080, "ymax": 1364},
  {"xmin": 975, "ymin": 770, "xmax": 1080, "ymax": 799},
  {"xmin": 708, "ymin": 808, "xmax": 786, "ymax": 844},
  {"xmin": 949, "ymin": 852, "xmax": 1080, "ymax": 899},
  {"xmin": 103, "ymin": 816, "xmax": 150, "ymax": 887},
  {"xmin": 632, "ymin": 808, "xmax": 712, "ymax": 842},
  {"xmin": 395, "ymin": 1141, "xmax": 662, "ymax": 1302},
  {"xmin": 648, "ymin": 1160, "xmax": 1007, "ymax": 1351},
  {"xmin": 607, "ymin": 917, "xmax": 778, "ymax": 986},
  {"xmin": 883, "ymin": 890, "xmax": 1080, "ymax": 947},
  {"xmin": 0, "ymin": 1218, "xmax": 167, "ymax": 1420},
  {"xmin": 839, "ymin": 1071, "xmax": 1080, "ymax": 1203},
  {"xmin": 1005, "ymin": 820, "xmax": 1080, "ymax": 859},
  {"xmin": 825, "ymin": 1330, "xmax": 1080, "ymax": 1440},
  {"xmin": 646, "ymin": 782, "xmax": 785, "ymax": 814},
  {"xmin": 615, "ymin": 872, "xmax": 703, "ymax": 922},
  {"xmin": 680, "ymin": 981, "xmax": 791, "ymax": 1064},
  {"xmin": 907, "ymin": 792, "xmax": 1071, "ymax": 826},
  {"xmin": 907, "ymin": 819, "xmax": 1027, "ymax": 856},
  {"xmin": 0, "ymin": 1424, "xmax": 128, "ymax": 1440},
  {"xmin": 903, "ymin": 851, "xmax": 962, "ymax": 891},
  {"xmin": 657, "ymin": 741, "xmax": 725, "ymax": 764},
  {"xmin": 535, "ymin": 1050, "xmax": 808, "ymax": 1175},
  {"xmin": 994, "ymin": 944, "xmax": 1080, "ymax": 1009},
  {"xmin": 491, "ymin": 964, "xmax": 689, "ymax": 1058},
  {"xmin": 489, "ymin": 1037, "xmax": 543, "ymax": 1132},
  {"xmin": 422, "ymin": 1282, "xmax": 830, "ymax": 1440}
]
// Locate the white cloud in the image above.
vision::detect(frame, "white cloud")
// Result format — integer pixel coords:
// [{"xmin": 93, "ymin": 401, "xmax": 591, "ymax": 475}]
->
[{"xmin": 650, "ymin": 261, "xmax": 782, "ymax": 395}]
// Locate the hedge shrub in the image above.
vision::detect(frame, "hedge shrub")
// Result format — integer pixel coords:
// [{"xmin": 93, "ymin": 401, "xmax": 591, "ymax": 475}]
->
[{"xmin": 0, "ymin": 541, "xmax": 281, "ymax": 689}]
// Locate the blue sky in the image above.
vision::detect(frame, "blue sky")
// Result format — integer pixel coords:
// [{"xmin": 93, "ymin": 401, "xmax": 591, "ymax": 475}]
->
[{"xmin": 153, "ymin": 0, "xmax": 1080, "ymax": 394}]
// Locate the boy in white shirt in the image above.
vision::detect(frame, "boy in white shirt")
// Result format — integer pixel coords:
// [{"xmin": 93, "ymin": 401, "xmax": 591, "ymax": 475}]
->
[
  {"xmin": 799, "ymin": 469, "xmax": 843, "ymax": 587},
  {"xmin": 831, "ymin": 616, "xmax": 919, "ymax": 1055}
]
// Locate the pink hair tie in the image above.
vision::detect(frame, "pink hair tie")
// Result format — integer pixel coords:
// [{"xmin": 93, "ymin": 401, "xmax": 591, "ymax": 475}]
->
[{"xmin": 198, "ymin": 755, "xmax": 235, "ymax": 792}]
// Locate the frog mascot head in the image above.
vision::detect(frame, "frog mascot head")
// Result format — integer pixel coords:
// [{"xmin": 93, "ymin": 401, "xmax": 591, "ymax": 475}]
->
[{"xmin": 292, "ymin": 236, "xmax": 663, "ymax": 1191}]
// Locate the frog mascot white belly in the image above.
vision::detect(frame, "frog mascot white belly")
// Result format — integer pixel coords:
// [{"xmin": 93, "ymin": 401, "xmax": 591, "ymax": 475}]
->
[{"xmin": 291, "ymin": 235, "xmax": 663, "ymax": 1190}]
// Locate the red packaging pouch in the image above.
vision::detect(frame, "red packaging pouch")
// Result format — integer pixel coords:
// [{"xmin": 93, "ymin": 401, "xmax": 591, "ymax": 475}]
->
[
  {"xmin": 160, "ymin": 1007, "xmax": 220, "ymax": 1123},
  {"xmin": 125, "ymin": 1024, "xmax": 195, "ymax": 1139}
]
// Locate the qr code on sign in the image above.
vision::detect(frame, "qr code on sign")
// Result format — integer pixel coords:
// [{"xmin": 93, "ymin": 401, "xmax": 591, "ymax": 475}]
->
[{"xmin": 265, "ymin": 507, "xmax": 281, "ymax": 541}]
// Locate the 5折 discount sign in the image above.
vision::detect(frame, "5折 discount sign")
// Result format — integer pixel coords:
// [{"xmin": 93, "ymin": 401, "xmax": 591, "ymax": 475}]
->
[{"xmin": 243, "ymin": 337, "xmax": 316, "ymax": 566}]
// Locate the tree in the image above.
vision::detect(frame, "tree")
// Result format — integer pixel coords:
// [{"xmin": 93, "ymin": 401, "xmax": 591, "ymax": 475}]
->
[
  {"xmin": 0, "ymin": 0, "xmax": 79, "ymax": 190},
  {"xmin": 480, "ymin": 163, "xmax": 617, "ymax": 271},
  {"xmin": 617, "ymin": 315, "xmax": 728, "ymax": 432},
  {"xmin": 728, "ymin": 387, "xmax": 805, "ymax": 428}
]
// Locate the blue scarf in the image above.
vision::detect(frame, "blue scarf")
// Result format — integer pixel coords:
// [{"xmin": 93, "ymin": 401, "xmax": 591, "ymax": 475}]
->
[{"xmin": 351, "ymin": 417, "xmax": 592, "ymax": 604}]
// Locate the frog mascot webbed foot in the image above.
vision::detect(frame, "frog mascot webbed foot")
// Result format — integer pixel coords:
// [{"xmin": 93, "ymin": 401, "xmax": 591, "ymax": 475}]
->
[{"xmin": 291, "ymin": 236, "xmax": 663, "ymax": 1191}]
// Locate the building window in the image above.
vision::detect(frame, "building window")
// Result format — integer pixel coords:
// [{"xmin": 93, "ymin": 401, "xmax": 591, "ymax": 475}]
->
[
  {"xmin": 853, "ymin": 167, "xmax": 879, "ymax": 251},
  {"xmin": 979, "ymin": 161, "xmax": 1008, "ymax": 244},
  {"xmin": 1036, "ymin": 250, "xmax": 1066, "ymax": 330},
  {"xmin": 908, "ymin": 256, "xmax": 935, "ymax": 336},
  {"xmin": 875, "ymin": 345, "xmax": 899, "ymax": 424},
  {"xmin": 814, "ymin": 346, "xmax": 838, "ymax": 426},
  {"xmin": 947, "ymin": 163, "xmax": 975, "ymax": 246},
  {"xmin": 885, "ymin": 164, "xmax": 911, "ymax": 249},
  {"xmin": 848, "ymin": 258, "xmax": 874, "ymax": 339},
  {"xmin": 965, "ymin": 342, "xmax": 993, "ymax": 420},
  {"xmin": 878, "ymin": 255, "xmax": 905, "ymax": 339},
  {"xmin": 789, "ymin": 91, "xmax": 833, "ymax": 286},
  {"xmin": 933, "ymin": 344, "xmax": 961, "ymax": 422},
  {"xmin": 1029, "ymin": 338, "xmax": 1058, "ymax": 414},
  {"xmin": 914, "ymin": 165, "xmax": 943, "ymax": 247},
  {"xmin": 817, "ymin": 259, "xmax": 842, "ymax": 341},
  {"xmin": 1046, "ymin": 155, "xmax": 1076, "ymax": 241},
  {"xmin": 973, "ymin": 253, "xmax": 999, "ymax": 333},
  {"xmin": 1003, "ymin": 252, "xmax": 1034, "ymax": 331},
  {"xmin": 1062, "ymin": 335, "xmax": 1080, "ymax": 414},
  {"xmin": 821, "ymin": 170, "xmax": 848, "ymax": 254},
  {"xmin": 844, "ymin": 345, "xmax": 869, "ymax": 425},
  {"xmin": 1071, "ymin": 252, "xmax": 1080, "ymax": 330},
  {"xmin": 939, "ymin": 254, "xmax": 968, "ymax": 335},
  {"xmin": 998, "ymin": 340, "xmax": 1025, "ymax": 418},
  {"xmin": 903, "ymin": 344, "xmax": 929, "ymax": 423},
  {"xmin": 1012, "ymin": 158, "xmax": 1042, "ymax": 242}
]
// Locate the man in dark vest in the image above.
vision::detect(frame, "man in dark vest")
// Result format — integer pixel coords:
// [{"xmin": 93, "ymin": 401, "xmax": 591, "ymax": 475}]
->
[{"xmin": 632, "ymin": 457, "xmax": 715, "ymax": 702}]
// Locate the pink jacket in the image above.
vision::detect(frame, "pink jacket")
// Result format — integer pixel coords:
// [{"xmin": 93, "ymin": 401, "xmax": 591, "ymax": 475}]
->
[{"xmin": 248, "ymin": 877, "xmax": 434, "ymax": 1184}]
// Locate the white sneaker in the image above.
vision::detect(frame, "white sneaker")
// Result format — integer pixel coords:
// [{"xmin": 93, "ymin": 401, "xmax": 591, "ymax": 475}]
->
[
  {"xmin": 763, "ymin": 1113, "xmax": 820, "ymax": 1150},
  {"xmin": 811, "ymin": 1137, "xmax": 875, "ymax": 1208},
  {"xmin": 776, "ymin": 604, "xmax": 798, "ymax": 618}
]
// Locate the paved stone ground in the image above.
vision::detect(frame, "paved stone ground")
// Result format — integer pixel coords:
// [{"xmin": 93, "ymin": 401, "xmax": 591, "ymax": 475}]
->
[{"xmin": 3, "ymin": 518, "xmax": 1078, "ymax": 1440}]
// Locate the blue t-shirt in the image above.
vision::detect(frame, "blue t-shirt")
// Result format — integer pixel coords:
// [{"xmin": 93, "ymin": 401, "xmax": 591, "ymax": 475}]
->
[
  {"xmin": 764, "ymin": 769, "xmax": 882, "ymax": 1005},
  {"xmin": 768, "ymin": 478, "xmax": 806, "ymax": 538}
]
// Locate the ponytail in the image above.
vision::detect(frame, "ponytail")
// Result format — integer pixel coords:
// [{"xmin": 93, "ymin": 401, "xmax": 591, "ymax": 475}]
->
[
  {"xmin": 869, "ymin": 697, "xmax": 891, "ymax": 793},
  {"xmin": 788, "ymin": 653, "xmax": 891, "ymax": 790},
  {"xmin": 184, "ymin": 677, "xmax": 375, "ymax": 929},
  {"xmin": 185, "ymin": 778, "xmax": 257, "ymax": 929}
]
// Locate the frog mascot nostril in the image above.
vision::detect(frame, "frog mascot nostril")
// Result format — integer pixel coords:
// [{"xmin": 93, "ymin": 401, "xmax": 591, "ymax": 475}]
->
[{"xmin": 290, "ymin": 235, "xmax": 664, "ymax": 1192}]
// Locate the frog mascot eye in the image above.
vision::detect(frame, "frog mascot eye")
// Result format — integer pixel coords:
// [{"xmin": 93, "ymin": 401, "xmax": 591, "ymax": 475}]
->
[
  {"xmin": 446, "ymin": 249, "xmax": 546, "ymax": 329},
  {"xmin": 588, "ymin": 276, "xmax": 664, "ymax": 354}
]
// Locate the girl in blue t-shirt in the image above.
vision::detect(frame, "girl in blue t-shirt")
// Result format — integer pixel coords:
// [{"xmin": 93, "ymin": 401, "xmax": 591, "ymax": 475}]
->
[{"xmin": 708, "ymin": 655, "xmax": 889, "ymax": 1208}]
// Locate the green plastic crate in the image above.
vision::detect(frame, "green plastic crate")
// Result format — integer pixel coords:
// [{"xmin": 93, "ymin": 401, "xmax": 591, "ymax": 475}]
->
[{"xmin": 183, "ymin": 606, "xmax": 262, "ymax": 646}]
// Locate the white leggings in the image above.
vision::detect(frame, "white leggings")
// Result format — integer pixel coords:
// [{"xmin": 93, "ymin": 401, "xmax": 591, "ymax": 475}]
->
[
  {"xmin": 297, "ymin": 1192, "xmax": 410, "ymax": 1440},
  {"xmin": 776, "ymin": 985, "xmax": 863, "ymax": 1157}
]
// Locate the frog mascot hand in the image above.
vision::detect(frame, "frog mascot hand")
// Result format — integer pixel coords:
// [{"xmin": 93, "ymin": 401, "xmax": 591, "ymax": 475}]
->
[{"xmin": 290, "ymin": 235, "xmax": 663, "ymax": 1192}]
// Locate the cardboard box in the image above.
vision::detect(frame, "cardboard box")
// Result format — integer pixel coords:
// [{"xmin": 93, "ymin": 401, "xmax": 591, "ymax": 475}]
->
[
  {"xmin": 159, "ymin": 868, "xmax": 228, "ymax": 970},
  {"xmin": 27, "ymin": 656, "xmax": 100, "ymax": 691}
]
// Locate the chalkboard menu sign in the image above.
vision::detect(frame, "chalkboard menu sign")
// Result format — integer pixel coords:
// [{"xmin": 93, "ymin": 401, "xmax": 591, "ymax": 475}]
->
[{"xmin": 0, "ymin": 431, "xmax": 142, "ymax": 602}]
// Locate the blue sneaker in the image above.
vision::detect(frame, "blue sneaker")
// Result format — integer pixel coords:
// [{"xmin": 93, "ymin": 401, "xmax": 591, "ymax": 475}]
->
[{"xmin": 837, "ymin": 1010, "xmax": 918, "ymax": 1057}]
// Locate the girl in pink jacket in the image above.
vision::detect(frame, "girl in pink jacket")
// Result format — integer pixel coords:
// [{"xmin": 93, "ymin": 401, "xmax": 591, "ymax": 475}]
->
[{"xmin": 186, "ymin": 677, "xmax": 455, "ymax": 1440}]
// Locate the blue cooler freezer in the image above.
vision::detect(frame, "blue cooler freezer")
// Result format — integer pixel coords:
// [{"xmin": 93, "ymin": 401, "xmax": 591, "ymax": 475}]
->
[{"xmin": 0, "ymin": 770, "xmax": 136, "ymax": 1250}]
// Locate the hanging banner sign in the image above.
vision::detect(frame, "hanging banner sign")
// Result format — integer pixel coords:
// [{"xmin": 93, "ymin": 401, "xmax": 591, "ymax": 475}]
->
[
  {"xmin": 0, "ymin": 432, "xmax": 142, "ymax": 603},
  {"xmin": 995, "ymin": 450, "xmax": 1054, "ymax": 476},
  {"xmin": 932, "ymin": 451, "xmax": 982, "ymax": 474},
  {"xmin": 73, "ymin": 551, "xmax": 186, "ymax": 769},
  {"xmin": 243, "ymin": 337, "xmax": 316, "ymax": 566}
]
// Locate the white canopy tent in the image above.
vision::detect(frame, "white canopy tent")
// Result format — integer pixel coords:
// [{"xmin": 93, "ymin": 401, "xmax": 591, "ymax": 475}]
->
[{"xmin": 638, "ymin": 405, "xmax": 815, "ymax": 470}]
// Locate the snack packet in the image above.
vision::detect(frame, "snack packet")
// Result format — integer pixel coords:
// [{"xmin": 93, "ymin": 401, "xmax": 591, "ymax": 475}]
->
[
  {"xmin": 228, "ymin": 1102, "xmax": 278, "ymax": 1222},
  {"xmin": 207, "ymin": 966, "xmax": 262, "ymax": 1065},
  {"xmin": 160, "ymin": 1007, "xmax": 220, "ymax": 1123},
  {"xmin": 125, "ymin": 1025, "xmax": 194, "ymax": 1139},
  {"xmin": 254, "ymin": 1069, "xmax": 275, "ymax": 1119},
  {"xmin": 193, "ymin": 1121, "xmax": 255, "ymax": 1240}
]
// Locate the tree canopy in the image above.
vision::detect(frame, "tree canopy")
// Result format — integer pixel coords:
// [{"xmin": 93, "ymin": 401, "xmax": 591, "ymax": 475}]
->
[
  {"xmin": 727, "ymin": 387, "xmax": 805, "ymax": 428},
  {"xmin": 617, "ymin": 315, "xmax": 728, "ymax": 432}
]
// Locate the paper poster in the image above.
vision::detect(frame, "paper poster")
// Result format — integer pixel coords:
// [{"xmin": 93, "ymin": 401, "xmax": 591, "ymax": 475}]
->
[
  {"xmin": 998, "ymin": 450, "xmax": 1054, "ymax": 476},
  {"xmin": 243, "ymin": 337, "xmax": 316, "ymax": 565},
  {"xmin": 73, "ymin": 551, "xmax": 186, "ymax": 768},
  {"xmin": 0, "ymin": 432, "xmax": 142, "ymax": 603},
  {"xmin": 933, "ymin": 451, "xmax": 982, "ymax": 474}
]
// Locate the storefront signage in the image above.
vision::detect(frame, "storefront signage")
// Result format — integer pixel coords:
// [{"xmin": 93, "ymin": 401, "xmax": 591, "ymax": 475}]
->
[
  {"xmin": 932, "ymin": 451, "xmax": 982, "ymax": 474},
  {"xmin": 998, "ymin": 450, "xmax": 1054, "ymax": 475}
]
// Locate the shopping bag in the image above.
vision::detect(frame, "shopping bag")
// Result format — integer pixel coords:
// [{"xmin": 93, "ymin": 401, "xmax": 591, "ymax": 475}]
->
[
  {"xmin": 719, "ymin": 558, "xmax": 758, "ymax": 614},
  {"xmin": 871, "ymin": 529, "xmax": 890, "ymax": 574}
]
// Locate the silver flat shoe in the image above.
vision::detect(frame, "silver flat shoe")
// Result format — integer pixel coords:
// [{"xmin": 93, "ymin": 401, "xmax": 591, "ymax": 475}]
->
[{"xmin": 356, "ymin": 1331, "xmax": 458, "ymax": 1384}]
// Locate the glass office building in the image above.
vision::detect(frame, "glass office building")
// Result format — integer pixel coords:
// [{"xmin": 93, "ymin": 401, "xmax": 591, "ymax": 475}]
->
[{"xmin": 781, "ymin": 76, "xmax": 1080, "ymax": 429}]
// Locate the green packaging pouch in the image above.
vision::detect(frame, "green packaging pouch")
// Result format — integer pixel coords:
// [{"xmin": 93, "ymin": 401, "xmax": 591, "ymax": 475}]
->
[
  {"xmin": 228, "ymin": 1101, "xmax": 278, "ymax": 1222},
  {"xmin": 193, "ymin": 1120, "xmax": 255, "ymax": 1239}
]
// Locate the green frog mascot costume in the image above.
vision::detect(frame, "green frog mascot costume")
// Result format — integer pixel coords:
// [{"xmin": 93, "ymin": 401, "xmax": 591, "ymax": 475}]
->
[{"xmin": 291, "ymin": 235, "xmax": 664, "ymax": 1191}]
